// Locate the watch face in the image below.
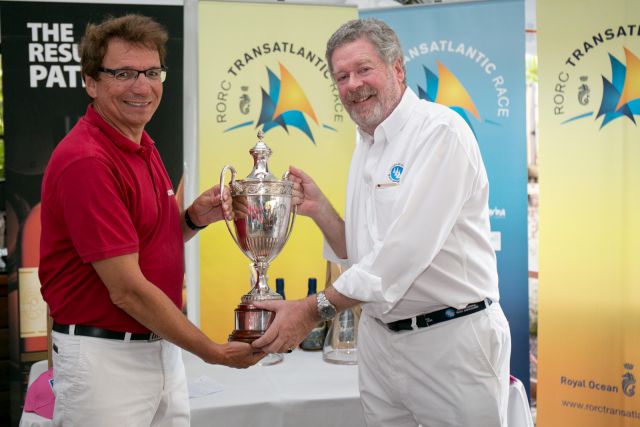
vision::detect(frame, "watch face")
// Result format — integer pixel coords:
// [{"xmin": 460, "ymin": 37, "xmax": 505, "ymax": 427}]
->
[
  {"xmin": 322, "ymin": 305, "xmax": 336, "ymax": 318},
  {"xmin": 317, "ymin": 292, "xmax": 337, "ymax": 320}
]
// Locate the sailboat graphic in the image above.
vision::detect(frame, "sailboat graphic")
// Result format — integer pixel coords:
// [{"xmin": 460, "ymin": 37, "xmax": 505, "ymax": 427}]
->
[{"xmin": 418, "ymin": 61, "xmax": 481, "ymax": 132}]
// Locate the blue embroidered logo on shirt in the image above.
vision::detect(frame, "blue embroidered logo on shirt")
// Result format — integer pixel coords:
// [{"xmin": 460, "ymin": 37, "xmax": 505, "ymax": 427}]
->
[{"xmin": 389, "ymin": 164, "xmax": 404, "ymax": 183}]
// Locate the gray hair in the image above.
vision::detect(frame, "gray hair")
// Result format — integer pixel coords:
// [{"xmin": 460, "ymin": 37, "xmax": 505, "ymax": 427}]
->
[{"xmin": 325, "ymin": 18, "xmax": 406, "ymax": 83}]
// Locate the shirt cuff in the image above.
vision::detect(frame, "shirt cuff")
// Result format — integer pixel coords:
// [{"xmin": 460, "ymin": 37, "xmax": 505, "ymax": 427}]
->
[
  {"xmin": 331, "ymin": 264, "xmax": 382, "ymax": 303},
  {"xmin": 322, "ymin": 239, "xmax": 349, "ymax": 268}
]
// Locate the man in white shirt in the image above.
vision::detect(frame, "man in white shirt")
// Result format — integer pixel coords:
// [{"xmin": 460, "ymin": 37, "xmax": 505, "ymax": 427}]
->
[{"xmin": 252, "ymin": 18, "xmax": 511, "ymax": 427}]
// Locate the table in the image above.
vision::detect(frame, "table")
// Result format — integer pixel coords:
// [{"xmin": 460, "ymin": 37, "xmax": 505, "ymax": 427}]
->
[
  {"xmin": 187, "ymin": 350, "xmax": 365, "ymax": 427},
  {"xmin": 21, "ymin": 350, "xmax": 533, "ymax": 427},
  {"xmin": 20, "ymin": 349, "xmax": 365, "ymax": 427}
]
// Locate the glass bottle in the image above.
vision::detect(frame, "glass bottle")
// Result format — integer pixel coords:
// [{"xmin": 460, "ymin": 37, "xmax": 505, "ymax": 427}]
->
[
  {"xmin": 299, "ymin": 278, "xmax": 326, "ymax": 351},
  {"xmin": 275, "ymin": 278, "xmax": 285, "ymax": 300}
]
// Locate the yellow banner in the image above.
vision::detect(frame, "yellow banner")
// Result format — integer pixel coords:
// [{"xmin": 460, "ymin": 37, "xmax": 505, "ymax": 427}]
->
[
  {"xmin": 198, "ymin": 1, "xmax": 357, "ymax": 342},
  {"xmin": 538, "ymin": 0, "xmax": 640, "ymax": 425}
]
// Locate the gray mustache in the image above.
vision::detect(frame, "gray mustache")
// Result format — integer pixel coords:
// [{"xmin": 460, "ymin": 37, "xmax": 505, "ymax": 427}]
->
[{"xmin": 347, "ymin": 87, "xmax": 377, "ymax": 102}]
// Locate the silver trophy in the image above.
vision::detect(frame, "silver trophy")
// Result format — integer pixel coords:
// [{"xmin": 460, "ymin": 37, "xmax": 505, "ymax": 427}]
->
[{"xmin": 220, "ymin": 130, "xmax": 296, "ymax": 352}]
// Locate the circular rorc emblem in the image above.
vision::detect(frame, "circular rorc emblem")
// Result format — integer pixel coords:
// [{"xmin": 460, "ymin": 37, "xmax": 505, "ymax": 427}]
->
[{"xmin": 389, "ymin": 163, "xmax": 404, "ymax": 183}]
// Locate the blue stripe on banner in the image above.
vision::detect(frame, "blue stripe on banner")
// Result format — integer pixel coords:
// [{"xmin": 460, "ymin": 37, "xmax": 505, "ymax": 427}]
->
[
  {"xmin": 224, "ymin": 121, "xmax": 254, "ymax": 132},
  {"xmin": 561, "ymin": 112, "xmax": 593, "ymax": 124}
]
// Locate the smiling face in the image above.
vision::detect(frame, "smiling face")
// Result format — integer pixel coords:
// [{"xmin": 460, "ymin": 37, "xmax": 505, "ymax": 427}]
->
[
  {"xmin": 331, "ymin": 37, "xmax": 405, "ymax": 135},
  {"xmin": 85, "ymin": 38, "xmax": 163, "ymax": 143}
]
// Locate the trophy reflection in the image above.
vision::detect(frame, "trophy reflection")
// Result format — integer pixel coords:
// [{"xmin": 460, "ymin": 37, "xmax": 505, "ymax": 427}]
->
[{"xmin": 220, "ymin": 131, "xmax": 296, "ymax": 365}]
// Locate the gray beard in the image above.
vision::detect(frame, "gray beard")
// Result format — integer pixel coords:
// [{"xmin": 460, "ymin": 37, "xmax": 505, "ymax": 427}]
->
[{"xmin": 346, "ymin": 81, "xmax": 402, "ymax": 134}]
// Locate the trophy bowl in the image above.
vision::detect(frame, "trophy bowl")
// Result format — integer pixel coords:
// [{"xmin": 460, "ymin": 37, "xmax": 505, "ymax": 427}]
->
[{"xmin": 220, "ymin": 131, "xmax": 296, "ymax": 347}]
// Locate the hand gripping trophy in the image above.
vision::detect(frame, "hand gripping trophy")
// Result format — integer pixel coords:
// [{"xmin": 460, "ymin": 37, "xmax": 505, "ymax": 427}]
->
[{"xmin": 220, "ymin": 130, "xmax": 296, "ymax": 364}]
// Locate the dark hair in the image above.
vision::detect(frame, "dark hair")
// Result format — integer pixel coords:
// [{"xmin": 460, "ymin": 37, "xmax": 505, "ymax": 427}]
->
[
  {"xmin": 80, "ymin": 14, "xmax": 168, "ymax": 80},
  {"xmin": 325, "ymin": 18, "xmax": 406, "ymax": 83}
]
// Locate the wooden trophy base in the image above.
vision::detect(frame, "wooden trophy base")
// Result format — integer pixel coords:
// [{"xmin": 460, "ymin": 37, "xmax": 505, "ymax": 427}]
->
[
  {"xmin": 228, "ymin": 329, "xmax": 264, "ymax": 344},
  {"xmin": 228, "ymin": 302, "xmax": 274, "ymax": 343}
]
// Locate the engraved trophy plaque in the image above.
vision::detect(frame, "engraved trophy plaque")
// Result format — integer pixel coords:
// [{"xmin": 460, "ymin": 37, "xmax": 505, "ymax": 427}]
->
[{"xmin": 220, "ymin": 131, "xmax": 296, "ymax": 365}]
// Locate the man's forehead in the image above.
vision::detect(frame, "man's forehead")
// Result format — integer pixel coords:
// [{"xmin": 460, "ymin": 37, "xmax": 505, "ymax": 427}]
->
[
  {"xmin": 106, "ymin": 38, "xmax": 156, "ymax": 54},
  {"xmin": 336, "ymin": 36, "xmax": 375, "ymax": 53},
  {"xmin": 331, "ymin": 39, "xmax": 382, "ymax": 70},
  {"xmin": 103, "ymin": 39, "xmax": 160, "ymax": 64}
]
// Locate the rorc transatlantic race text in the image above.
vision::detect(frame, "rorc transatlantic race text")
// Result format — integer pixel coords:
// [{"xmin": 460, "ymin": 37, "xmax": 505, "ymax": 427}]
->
[{"xmin": 227, "ymin": 42, "xmax": 330, "ymax": 79}]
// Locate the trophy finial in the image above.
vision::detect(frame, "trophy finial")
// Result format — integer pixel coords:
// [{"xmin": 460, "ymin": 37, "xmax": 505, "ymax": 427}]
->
[{"xmin": 247, "ymin": 129, "xmax": 276, "ymax": 181}]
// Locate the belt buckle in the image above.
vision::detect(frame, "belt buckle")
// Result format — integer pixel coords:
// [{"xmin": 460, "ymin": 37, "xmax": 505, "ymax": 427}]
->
[{"xmin": 148, "ymin": 332, "xmax": 162, "ymax": 342}]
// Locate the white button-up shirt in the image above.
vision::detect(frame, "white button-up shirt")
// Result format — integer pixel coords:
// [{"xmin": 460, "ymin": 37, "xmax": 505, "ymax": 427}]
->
[{"xmin": 326, "ymin": 88, "xmax": 499, "ymax": 322}]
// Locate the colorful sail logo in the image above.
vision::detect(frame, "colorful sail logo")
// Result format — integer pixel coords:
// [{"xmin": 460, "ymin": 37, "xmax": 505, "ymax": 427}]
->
[
  {"xmin": 597, "ymin": 48, "xmax": 640, "ymax": 127},
  {"xmin": 225, "ymin": 63, "xmax": 320, "ymax": 143},
  {"xmin": 417, "ymin": 61, "xmax": 481, "ymax": 132},
  {"xmin": 563, "ymin": 47, "xmax": 640, "ymax": 128}
]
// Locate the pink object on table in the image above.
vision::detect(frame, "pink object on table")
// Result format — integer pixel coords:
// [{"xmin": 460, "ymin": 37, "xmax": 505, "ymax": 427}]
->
[{"xmin": 24, "ymin": 367, "xmax": 55, "ymax": 419}]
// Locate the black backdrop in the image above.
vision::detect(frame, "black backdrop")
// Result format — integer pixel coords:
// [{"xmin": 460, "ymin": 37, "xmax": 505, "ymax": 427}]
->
[{"xmin": 0, "ymin": 2, "xmax": 184, "ymax": 424}]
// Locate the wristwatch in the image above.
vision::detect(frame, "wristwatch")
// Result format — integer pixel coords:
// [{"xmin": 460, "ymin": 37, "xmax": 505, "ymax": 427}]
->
[{"xmin": 316, "ymin": 291, "xmax": 337, "ymax": 321}]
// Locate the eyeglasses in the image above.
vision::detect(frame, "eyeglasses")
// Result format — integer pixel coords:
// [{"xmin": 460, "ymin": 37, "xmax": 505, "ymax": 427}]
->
[{"xmin": 98, "ymin": 66, "xmax": 167, "ymax": 83}]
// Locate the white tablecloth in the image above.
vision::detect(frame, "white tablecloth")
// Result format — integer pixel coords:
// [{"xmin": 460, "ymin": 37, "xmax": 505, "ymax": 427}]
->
[
  {"xmin": 20, "ymin": 349, "xmax": 365, "ymax": 427},
  {"xmin": 187, "ymin": 350, "xmax": 365, "ymax": 427},
  {"xmin": 21, "ymin": 350, "xmax": 533, "ymax": 427}
]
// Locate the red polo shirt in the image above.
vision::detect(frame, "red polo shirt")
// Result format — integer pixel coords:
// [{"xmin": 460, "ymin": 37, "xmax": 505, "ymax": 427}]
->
[{"xmin": 39, "ymin": 105, "xmax": 184, "ymax": 332}]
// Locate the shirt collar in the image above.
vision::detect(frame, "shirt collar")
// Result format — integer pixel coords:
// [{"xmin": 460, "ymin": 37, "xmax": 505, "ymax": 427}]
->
[
  {"xmin": 84, "ymin": 104, "xmax": 155, "ymax": 153},
  {"xmin": 357, "ymin": 87, "xmax": 419, "ymax": 146}
]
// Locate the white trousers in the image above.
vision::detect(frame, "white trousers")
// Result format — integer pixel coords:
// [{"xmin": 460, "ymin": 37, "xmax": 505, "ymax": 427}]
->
[
  {"xmin": 358, "ymin": 303, "xmax": 511, "ymax": 427},
  {"xmin": 51, "ymin": 331, "xmax": 189, "ymax": 427}
]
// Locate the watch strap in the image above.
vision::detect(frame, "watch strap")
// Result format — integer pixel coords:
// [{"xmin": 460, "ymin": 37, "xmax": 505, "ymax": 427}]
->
[{"xmin": 316, "ymin": 291, "xmax": 337, "ymax": 320}]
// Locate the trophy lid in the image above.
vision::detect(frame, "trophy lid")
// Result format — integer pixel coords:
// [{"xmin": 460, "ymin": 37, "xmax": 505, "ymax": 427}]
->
[{"xmin": 245, "ymin": 130, "xmax": 279, "ymax": 181}]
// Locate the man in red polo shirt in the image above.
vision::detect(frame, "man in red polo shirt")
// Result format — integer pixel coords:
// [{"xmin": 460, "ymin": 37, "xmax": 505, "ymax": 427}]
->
[{"xmin": 39, "ymin": 14, "xmax": 264, "ymax": 426}]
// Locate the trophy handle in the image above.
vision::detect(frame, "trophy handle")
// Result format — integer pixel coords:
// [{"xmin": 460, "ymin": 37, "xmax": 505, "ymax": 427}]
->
[
  {"xmin": 220, "ymin": 165, "xmax": 241, "ymax": 248},
  {"xmin": 281, "ymin": 170, "xmax": 297, "ymax": 247}
]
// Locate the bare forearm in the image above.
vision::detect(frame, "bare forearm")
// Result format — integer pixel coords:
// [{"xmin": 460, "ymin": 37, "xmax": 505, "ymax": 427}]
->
[
  {"xmin": 312, "ymin": 201, "xmax": 347, "ymax": 259},
  {"xmin": 181, "ymin": 205, "xmax": 219, "ymax": 242},
  {"xmin": 182, "ymin": 186, "xmax": 231, "ymax": 242},
  {"xmin": 93, "ymin": 255, "xmax": 223, "ymax": 364},
  {"xmin": 113, "ymin": 280, "xmax": 224, "ymax": 364},
  {"xmin": 324, "ymin": 285, "xmax": 360, "ymax": 313},
  {"xmin": 301, "ymin": 284, "xmax": 361, "ymax": 324},
  {"xmin": 288, "ymin": 166, "xmax": 347, "ymax": 258},
  {"xmin": 93, "ymin": 253, "xmax": 263, "ymax": 368},
  {"xmin": 181, "ymin": 207, "xmax": 200, "ymax": 242},
  {"xmin": 251, "ymin": 285, "xmax": 361, "ymax": 354}
]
